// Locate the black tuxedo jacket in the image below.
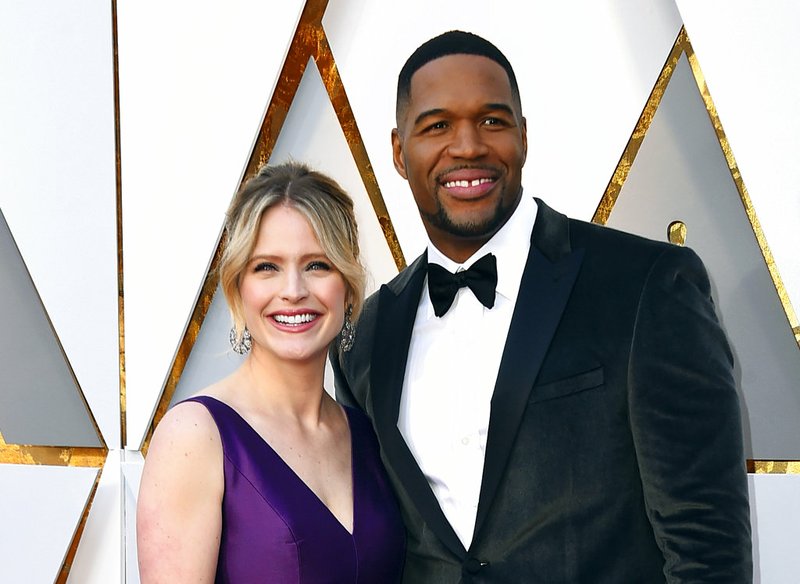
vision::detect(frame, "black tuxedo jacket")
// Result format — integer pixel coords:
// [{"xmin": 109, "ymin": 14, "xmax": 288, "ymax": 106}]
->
[{"xmin": 331, "ymin": 199, "xmax": 752, "ymax": 583}]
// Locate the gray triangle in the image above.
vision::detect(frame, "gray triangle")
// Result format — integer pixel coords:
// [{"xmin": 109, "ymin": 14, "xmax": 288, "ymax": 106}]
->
[
  {"xmin": 0, "ymin": 209, "xmax": 102, "ymax": 447},
  {"xmin": 168, "ymin": 57, "xmax": 395, "ymax": 411},
  {"xmin": 170, "ymin": 283, "xmax": 246, "ymax": 407},
  {"xmin": 607, "ymin": 54, "xmax": 800, "ymax": 459}
]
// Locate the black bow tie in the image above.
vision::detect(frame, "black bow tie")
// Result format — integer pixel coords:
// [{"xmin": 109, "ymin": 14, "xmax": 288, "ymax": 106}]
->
[{"xmin": 427, "ymin": 253, "xmax": 498, "ymax": 317}]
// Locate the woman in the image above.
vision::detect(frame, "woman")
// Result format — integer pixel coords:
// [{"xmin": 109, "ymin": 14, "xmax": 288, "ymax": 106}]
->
[{"xmin": 137, "ymin": 162, "xmax": 405, "ymax": 583}]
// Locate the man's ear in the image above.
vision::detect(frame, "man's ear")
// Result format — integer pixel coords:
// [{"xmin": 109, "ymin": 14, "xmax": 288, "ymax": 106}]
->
[
  {"xmin": 521, "ymin": 116, "xmax": 528, "ymax": 164},
  {"xmin": 391, "ymin": 128, "xmax": 408, "ymax": 180}
]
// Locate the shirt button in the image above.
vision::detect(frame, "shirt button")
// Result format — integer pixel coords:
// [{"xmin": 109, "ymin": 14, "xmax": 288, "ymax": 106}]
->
[{"xmin": 461, "ymin": 437, "xmax": 470, "ymax": 445}]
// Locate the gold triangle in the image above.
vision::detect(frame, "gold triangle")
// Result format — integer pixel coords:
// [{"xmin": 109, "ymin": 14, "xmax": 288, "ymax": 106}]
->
[
  {"xmin": 139, "ymin": 0, "xmax": 404, "ymax": 455},
  {"xmin": 593, "ymin": 27, "xmax": 798, "ymax": 349},
  {"xmin": 593, "ymin": 27, "xmax": 799, "ymax": 472}
]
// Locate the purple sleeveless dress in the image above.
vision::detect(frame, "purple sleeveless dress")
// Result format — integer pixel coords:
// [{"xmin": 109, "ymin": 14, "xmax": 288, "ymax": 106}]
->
[{"xmin": 185, "ymin": 396, "xmax": 405, "ymax": 583}]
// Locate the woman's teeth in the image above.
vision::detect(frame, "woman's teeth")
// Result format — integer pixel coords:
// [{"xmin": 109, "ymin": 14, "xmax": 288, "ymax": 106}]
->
[{"xmin": 274, "ymin": 313, "xmax": 316, "ymax": 325}]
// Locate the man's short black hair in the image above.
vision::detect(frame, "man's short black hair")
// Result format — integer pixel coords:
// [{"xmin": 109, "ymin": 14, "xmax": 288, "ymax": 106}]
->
[{"xmin": 396, "ymin": 30, "xmax": 521, "ymax": 125}]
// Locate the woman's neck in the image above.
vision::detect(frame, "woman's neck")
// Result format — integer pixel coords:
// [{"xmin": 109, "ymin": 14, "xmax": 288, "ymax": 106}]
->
[{"xmin": 234, "ymin": 349, "xmax": 330, "ymax": 425}]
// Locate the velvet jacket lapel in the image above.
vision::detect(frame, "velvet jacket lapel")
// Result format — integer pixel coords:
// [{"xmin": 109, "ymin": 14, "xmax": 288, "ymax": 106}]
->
[
  {"xmin": 370, "ymin": 252, "xmax": 467, "ymax": 559},
  {"xmin": 473, "ymin": 199, "xmax": 584, "ymax": 541}
]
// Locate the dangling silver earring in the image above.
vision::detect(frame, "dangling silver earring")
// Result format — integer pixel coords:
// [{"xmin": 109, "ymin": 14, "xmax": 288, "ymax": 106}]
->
[
  {"xmin": 229, "ymin": 326, "xmax": 252, "ymax": 355},
  {"xmin": 339, "ymin": 305, "xmax": 355, "ymax": 352}
]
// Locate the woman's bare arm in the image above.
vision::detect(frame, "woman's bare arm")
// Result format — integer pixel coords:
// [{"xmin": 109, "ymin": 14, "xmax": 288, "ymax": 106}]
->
[{"xmin": 137, "ymin": 401, "xmax": 224, "ymax": 583}]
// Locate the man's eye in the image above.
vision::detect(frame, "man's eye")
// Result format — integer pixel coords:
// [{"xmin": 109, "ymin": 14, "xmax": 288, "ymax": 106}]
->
[
  {"xmin": 425, "ymin": 121, "xmax": 448, "ymax": 132},
  {"xmin": 307, "ymin": 261, "xmax": 332, "ymax": 271}
]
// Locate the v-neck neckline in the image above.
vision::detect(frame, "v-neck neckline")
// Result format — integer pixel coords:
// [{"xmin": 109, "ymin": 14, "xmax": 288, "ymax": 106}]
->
[{"xmin": 200, "ymin": 395, "xmax": 357, "ymax": 537}]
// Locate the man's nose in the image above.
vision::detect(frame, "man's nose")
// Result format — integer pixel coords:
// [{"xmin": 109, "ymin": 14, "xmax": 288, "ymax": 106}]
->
[{"xmin": 446, "ymin": 122, "xmax": 489, "ymax": 159}]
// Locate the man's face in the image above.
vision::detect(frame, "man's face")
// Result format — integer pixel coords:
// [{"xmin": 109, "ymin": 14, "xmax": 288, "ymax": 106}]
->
[{"xmin": 392, "ymin": 54, "xmax": 527, "ymax": 261}]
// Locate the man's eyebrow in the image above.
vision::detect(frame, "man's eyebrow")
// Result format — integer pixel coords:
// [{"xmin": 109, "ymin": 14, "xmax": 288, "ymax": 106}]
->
[
  {"xmin": 413, "ymin": 108, "xmax": 447, "ymax": 127},
  {"xmin": 412, "ymin": 103, "xmax": 517, "ymax": 127},
  {"xmin": 485, "ymin": 103, "xmax": 516, "ymax": 116}
]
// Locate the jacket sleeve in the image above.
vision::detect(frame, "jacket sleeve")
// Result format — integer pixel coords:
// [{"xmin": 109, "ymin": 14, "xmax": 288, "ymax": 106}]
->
[
  {"xmin": 628, "ymin": 244, "xmax": 752, "ymax": 583},
  {"xmin": 329, "ymin": 340, "xmax": 360, "ymax": 410}
]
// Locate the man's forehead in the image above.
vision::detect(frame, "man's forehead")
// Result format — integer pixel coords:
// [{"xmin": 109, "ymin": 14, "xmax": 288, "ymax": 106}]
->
[
  {"xmin": 409, "ymin": 53, "xmax": 509, "ymax": 86},
  {"xmin": 405, "ymin": 54, "xmax": 518, "ymax": 115}
]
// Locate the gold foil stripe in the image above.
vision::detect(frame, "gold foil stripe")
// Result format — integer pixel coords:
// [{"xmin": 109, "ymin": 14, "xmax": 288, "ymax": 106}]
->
[
  {"xmin": 315, "ymin": 30, "xmax": 406, "ymax": 270},
  {"xmin": 0, "ymin": 445, "xmax": 107, "ymax": 467},
  {"xmin": 140, "ymin": 0, "xmax": 330, "ymax": 455},
  {"xmin": 112, "ymin": 0, "xmax": 127, "ymax": 449},
  {"xmin": 592, "ymin": 29, "xmax": 688, "ymax": 225},
  {"xmin": 748, "ymin": 461, "xmax": 800, "ymax": 474},
  {"xmin": 596, "ymin": 26, "xmax": 799, "ymax": 348},
  {"xmin": 140, "ymin": 246, "xmax": 223, "ymax": 456},
  {"xmin": 683, "ymin": 39, "xmax": 800, "ymax": 350},
  {"xmin": 55, "ymin": 465, "xmax": 104, "ymax": 584}
]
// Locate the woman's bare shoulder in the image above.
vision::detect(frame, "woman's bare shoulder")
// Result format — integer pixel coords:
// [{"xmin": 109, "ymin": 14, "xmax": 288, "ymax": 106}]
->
[
  {"xmin": 137, "ymin": 399, "xmax": 224, "ymax": 582},
  {"xmin": 151, "ymin": 399, "xmax": 219, "ymax": 450}
]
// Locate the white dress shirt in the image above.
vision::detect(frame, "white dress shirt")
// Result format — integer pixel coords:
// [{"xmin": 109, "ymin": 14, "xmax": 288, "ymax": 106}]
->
[{"xmin": 397, "ymin": 193, "xmax": 538, "ymax": 547}]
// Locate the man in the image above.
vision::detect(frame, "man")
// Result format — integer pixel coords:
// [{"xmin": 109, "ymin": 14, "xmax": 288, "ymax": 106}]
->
[{"xmin": 331, "ymin": 30, "xmax": 752, "ymax": 583}]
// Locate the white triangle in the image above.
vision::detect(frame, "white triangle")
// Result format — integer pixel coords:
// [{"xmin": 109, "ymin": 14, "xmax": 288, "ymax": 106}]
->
[
  {"xmin": 67, "ymin": 450, "xmax": 122, "ymax": 584},
  {"xmin": 0, "ymin": 464, "xmax": 98, "ymax": 583},
  {"xmin": 121, "ymin": 0, "xmax": 308, "ymax": 449}
]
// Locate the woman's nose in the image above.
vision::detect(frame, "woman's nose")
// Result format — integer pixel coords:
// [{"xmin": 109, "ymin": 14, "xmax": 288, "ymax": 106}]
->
[{"xmin": 280, "ymin": 269, "xmax": 309, "ymax": 301}]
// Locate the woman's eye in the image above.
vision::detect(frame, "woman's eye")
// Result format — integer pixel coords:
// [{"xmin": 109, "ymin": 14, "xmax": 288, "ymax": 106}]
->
[
  {"xmin": 307, "ymin": 261, "xmax": 331, "ymax": 272},
  {"xmin": 254, "ymin": 262, "xmax": 277, "ymax": 272}
]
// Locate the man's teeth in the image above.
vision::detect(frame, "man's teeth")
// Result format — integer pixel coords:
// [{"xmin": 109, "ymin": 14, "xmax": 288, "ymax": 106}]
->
[
  {"xmin": 444, "ymin": 178, "xmax": 493, "ymax": 188},
  {"xmin": 274, "ymin": 313, "xmax": 316, "ymax": 325}
]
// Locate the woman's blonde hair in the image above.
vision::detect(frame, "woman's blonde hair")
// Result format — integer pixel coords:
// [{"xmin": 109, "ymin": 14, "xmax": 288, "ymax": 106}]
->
[{"xmin": 219, "ymin": 162, "xmax": 366, "ymax": 343}]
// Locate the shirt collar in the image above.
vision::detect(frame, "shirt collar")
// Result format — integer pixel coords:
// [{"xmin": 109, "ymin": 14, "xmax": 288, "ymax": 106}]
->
[{"xmin": 426, "ymin": 191, "xmax": 538, "ymax": 305}]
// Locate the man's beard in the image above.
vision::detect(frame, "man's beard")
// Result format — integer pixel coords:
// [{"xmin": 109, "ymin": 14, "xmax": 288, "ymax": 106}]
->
[{"xmin": 422, "ymin": 188, "xmax": 513, "ymax": 239}]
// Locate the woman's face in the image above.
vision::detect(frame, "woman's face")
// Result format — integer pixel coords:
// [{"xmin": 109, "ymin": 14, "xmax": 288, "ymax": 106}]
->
[{"xmin": 238, "ymin": 204, "xmax": 347, "ymax": 366}]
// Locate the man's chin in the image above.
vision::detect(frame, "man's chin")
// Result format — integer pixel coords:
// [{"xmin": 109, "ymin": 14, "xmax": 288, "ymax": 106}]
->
[{"xmin": 439, "ymin": 217, "xmax": 502, "ymax": 239}]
